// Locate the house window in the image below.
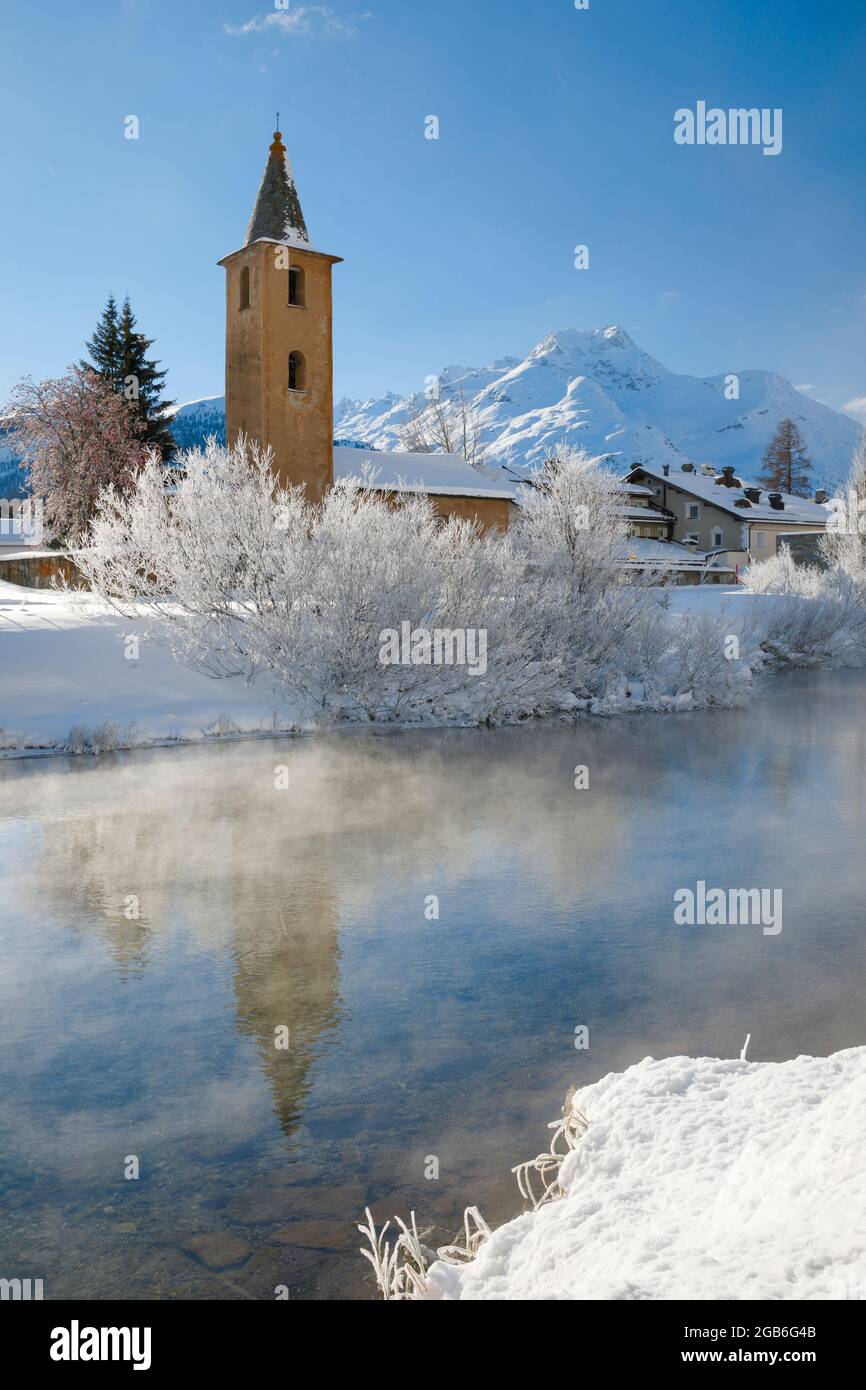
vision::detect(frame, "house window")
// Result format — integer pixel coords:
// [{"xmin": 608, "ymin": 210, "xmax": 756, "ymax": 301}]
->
[
  {"xmin": 685, "ymin": 532, "xmax": 699, "ymax": 544},
  {"xmin": 712, "ymin": 529, "xmax": 723, "ymax": 547},
  {"xmin": 754, "ymin": 531, "xmax": 768, "ymax": 548},
  {"xmin": 288, "ymin": 351, "xmax": 306, "ymax": 392},
  {"xmin": 688, "ymin": 504, "xmax": 700, "ymax": 520},
  {"xmin": 239, "ymin": 264, "xmax": 251, "ymax": 310},
  {"xmin": 288, "ymin": 266, "xmax": 305, "ymax": 307}
]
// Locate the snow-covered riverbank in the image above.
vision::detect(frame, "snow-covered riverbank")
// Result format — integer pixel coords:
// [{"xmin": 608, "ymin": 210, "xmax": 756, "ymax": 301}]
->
[
  {"xmin": 0, "ymin": 579, "xmax": 310, "ymax": 755},
  {"xmin": 0, "ymin": 579, "xmax": 756, "ymax": 758},
  {"xmin": 424, "ymin": 1047, "xmax": 866, "ymax": 1301}
]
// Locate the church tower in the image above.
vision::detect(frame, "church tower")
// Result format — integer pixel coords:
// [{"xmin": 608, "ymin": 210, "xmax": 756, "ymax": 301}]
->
[{"xmin": 219, "ymin": 131, "xmax": 342, "ymax": 503}]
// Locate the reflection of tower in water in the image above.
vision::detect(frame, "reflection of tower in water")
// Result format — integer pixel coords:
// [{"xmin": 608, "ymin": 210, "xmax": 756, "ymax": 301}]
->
[
  {"xmin": 230, "ymin": 872, "xmax": 342, "ymax": 1140},
  {"xmin": 17, "ymin": 751, "xmax": 347, "ymax": 1150}
]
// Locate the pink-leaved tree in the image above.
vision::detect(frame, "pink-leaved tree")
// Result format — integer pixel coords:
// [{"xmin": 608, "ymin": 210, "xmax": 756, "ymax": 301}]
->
[{"xmin": 5, "ymin": 365, "xmax": 150, "ymax": 542}]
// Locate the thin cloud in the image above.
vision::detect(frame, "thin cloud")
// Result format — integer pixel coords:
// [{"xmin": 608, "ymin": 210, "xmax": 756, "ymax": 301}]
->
[
  {"xmin": 224, "ymin": 7, "xmax": 365, "ymax": 39},
  {"xmin": 843, "ymin": 396, "xmax": 866, "ymax": 420}
]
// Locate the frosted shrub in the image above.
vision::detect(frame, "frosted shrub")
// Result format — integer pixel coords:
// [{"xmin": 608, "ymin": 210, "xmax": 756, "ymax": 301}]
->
[
  {"xmin": 744, "ymin": 545, "xmax": 810, "ymax": 596},
  {"xmin": 79, "ymin": 438, "xmax": 554, "ymax": 723},
  {"xmin": 745, "ymin": 545, "xmax": 866, "ymax": 667},
  {"xmin": 666, "ymin": 613, "xmax": 753, "ymax": 707},
  {"xmin": 77, "ymin": 438, "xmax": 766, "ymax": 722},
  {"xmin": 515, "ymin": 446, "xmax": 671, "ymax": 697}
]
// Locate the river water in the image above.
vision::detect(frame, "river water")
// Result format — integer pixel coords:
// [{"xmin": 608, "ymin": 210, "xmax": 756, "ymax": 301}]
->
[{"xmin": 1, "ymin": 670, "xmax": 865, "ymax": 1300}]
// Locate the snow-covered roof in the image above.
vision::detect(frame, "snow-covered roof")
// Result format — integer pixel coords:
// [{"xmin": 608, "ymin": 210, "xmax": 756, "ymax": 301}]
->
[
  {"xmin": 616, "ymin": 505, "xmax": 670, "ymax": 522},
  {"xmin": 332, "ymin": 447, "xmax": 517, "ymax": 501},
  {"xmin": 629, "ymin": 465, "xmax": 831, "ymax": 525},
  {"xmin": 245, "ymin": 131, "xmax": 312, "ymax": 251},
  {"xmin": 619, "ymin": 537, "xmax": 737, "ymax": 571}
]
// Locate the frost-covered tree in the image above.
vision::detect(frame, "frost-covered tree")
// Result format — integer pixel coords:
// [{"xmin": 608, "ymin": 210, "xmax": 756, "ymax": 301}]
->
[
  {"xmin": 78, "ymin": 437, "xmax": 553, "ymax": 723},
  {"xmin": 820, "ymin": 429, "xmax": 866, "ymax": 579},
  {"xmin": 514, "ymin": 446, "xmax": 671, "ymax": 697},
  {"xmin": 399, "ymin": 378, "xmax": 489, "ymax": 471},
  {"xmin": 78, "ymin": 438, "xmax": 757, "ymax": 721},
  {"xmin": 4, "ymin": 366, "xmax": 149, "ymax": 541}
]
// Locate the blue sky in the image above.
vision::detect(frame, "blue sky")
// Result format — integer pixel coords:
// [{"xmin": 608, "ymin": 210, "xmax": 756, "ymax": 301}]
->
[{"xmin": 1, "ymin": 0, "xmax": 864, "ymax": 417}]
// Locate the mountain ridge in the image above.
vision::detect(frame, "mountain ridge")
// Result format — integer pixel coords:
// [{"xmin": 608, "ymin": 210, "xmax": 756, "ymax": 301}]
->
[{"xmin": 333, "ymin": 326, "xmax": 860, "ymax": 490}]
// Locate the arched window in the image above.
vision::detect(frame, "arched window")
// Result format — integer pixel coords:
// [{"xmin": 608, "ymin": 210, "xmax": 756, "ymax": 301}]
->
[
  {"xmin": 288, "ymin": 351, "xmax": 306, "ymax": 392},
  {"xmin": 288, "ymin": 266, "xmax": 305, "ymax": 307},
  {"xmin": 239, "ymin": 264, "xmax": 250, "ymax": 310}
]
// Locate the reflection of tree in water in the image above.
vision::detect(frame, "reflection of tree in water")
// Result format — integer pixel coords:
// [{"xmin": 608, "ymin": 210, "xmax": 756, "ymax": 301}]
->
[{"xmin": 230, "ymin": 877, "xmax": 342, "ymax": 1139}]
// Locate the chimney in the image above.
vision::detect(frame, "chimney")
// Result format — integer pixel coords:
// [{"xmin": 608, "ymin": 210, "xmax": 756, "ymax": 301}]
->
[
  {"xmin": 743, "ymin": 487, "xmax": 761, "ymax": 503},
  {"xmin": 681, "ymin": 462, "xmax": 695, "ymax": 473},
  {"xmin": 662, "ymin": 464, "xmax": 670, "ymax": 477},
  {"xmin": 718, "ymin": 466, "xmax": 739, "ymax": 488},
  {"xmin": 768, "ymin": 492, "xmax": 785, "ymax": 511},
  {"xmin": 814, "ymin": 488, "xmax": 828, "ymax": 505}
]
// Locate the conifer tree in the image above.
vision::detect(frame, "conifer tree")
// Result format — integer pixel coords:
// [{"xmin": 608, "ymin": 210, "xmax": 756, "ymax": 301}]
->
[
  {"xmin": 83, "ymin": 295, "xmax": 175, "ymax": 458},
  {"xmin": 83, "ymin": 294, "xmax": 121, "ymax": 376},
  {"xmin": 758, "ymin": 418, "xmax": 813, "ymax": 497}
]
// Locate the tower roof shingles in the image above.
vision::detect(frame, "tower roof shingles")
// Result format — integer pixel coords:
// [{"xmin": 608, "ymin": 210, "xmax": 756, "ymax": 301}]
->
[{"xmin": 245, "ymin": 132, "xmax": 311, "ymax": 249}]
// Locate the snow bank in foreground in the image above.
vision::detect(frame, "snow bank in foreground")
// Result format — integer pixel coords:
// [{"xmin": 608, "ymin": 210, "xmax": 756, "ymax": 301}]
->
[{"xmin": 426, "ymin": 1048, "xmax": 866, "ymax": 1301}]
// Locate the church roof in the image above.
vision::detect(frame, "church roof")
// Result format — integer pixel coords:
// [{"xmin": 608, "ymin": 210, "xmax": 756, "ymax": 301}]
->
[{"xmin": 245, "ymin": 131, "xmax": 312, "ymax": 250}]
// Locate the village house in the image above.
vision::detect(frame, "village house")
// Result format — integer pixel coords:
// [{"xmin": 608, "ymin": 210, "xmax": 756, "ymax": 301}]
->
[
  {"xmin": 624, "ymin": 462, "xmax": 832, "ymax": 578},
  {"xmin": 218, "ymin": 131, "xmax": 515, "ymax": 533},
  {"xmin": 610, "ymin": 477, "xmax": 737, "ymax": 584}
]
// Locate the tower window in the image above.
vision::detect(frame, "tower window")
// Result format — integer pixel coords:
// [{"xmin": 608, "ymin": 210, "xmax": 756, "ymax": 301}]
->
[
  {"xmin": 239, "ymin": 264, "xmax": 251, "ymax": 310},
  {"xmin": 288, "ymin": 266, "xmax": 305, "ymax": 307},
  {"xmin": 288, "ymin": 351, "xmax": 306, "ymax": 392}
]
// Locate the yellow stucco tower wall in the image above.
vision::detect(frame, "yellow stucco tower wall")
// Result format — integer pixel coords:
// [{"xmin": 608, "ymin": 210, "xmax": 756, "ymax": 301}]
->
[{"xmin": 219, "ymin": 133, "xmax": 342, "ymax": 504}]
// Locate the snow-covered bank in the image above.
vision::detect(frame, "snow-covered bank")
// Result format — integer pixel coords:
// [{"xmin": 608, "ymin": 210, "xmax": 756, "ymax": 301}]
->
[
  {"xmin": 0, "ymin": 581, "xmax": 306, "ymax": 755},
  {"xmin": 0, "ymin": 579, "xmax": 753, "ymax": 757},
  {"xmin": 424, "ymin": 1047, "xmax": 866, "ymax": 1301}
]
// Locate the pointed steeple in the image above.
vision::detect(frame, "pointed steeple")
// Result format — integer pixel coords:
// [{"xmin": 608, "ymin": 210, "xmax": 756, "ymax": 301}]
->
[{"xmin": 245, "ymin": 130, "xmax": 311, "ymax": 249}]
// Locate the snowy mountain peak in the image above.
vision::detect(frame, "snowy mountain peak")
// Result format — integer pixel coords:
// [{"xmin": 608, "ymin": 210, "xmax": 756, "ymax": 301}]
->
[
  {"xmin": 333, "ymin": 327, "xmax": 859, "ymax": 489},
  {"xmin": 537, "ymin": 325, "xmax": 635, "ymax": 354}
]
